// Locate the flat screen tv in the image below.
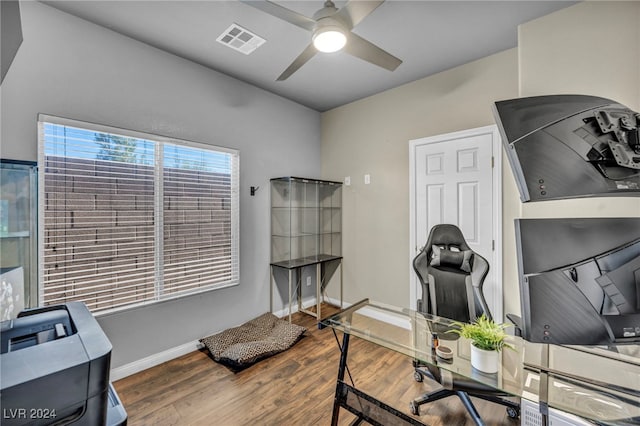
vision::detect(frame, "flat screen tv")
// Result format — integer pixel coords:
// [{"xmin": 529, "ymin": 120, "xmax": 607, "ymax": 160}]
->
[
  {"xmin": 515, "ymin": 217, "xmax": 640, "ymax": 345},
  {"xmin": 493, "ymin": 95, "xmax": 640, "ymax": 202}
]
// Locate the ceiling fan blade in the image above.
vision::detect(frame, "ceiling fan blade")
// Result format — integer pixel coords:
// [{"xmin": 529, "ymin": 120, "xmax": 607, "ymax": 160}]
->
[
  {"xmin": 277, "ymin": 43, "xmax": 317, "ymax": 81},
  {"xmin": 344, "ymin": 32, "xmax": 402, "ymax": 71},
  {"xmin": 239, "ymin": 1, "xmax": 316, "ymax": 32},
  {"xmin": 336, "ymin": 0, "xmax": 385, "ymax": 28}
]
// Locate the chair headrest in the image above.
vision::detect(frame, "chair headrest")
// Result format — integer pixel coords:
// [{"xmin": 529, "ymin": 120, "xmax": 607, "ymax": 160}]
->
[{"xmin": 426, "ymin": 224, "xmax": 471, "ymax": 251}]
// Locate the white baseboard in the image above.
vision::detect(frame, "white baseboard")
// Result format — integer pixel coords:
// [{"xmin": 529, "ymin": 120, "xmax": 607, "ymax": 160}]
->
[
  {"xmin": 111, "ymin": 298, "xmax": 323, "ymax": 381},
  {"xmin": 110, "ymin": 339, "xmax": 202, "ymax": 382},
  {"xmin": 111, "ymin": 298, "xmax": 403, "ymax": 382},
  {"xmin": 275, "ymin": 296, "xmax": 408, "ymax": 329},
  {"xmin": 323, "ymin": 298, "xmax": 410, "ymax": 329},
  {"xmin": 272, "ymin": 295, "xmax": 348, "ymax": 318},
  {"xmin": 358, "ymin": 306, "xmax": 412, "ymax": 330},
  {"xmin": 111, "ymin": 297, "xmax": 327, "ymax": 381},
  {"xmin": 323, "ymin": 295, "xmax": 346, "ymax": 309},
  {"xmin": 272, "ymin": 295, "xmax": 317, "ymax": 318}
]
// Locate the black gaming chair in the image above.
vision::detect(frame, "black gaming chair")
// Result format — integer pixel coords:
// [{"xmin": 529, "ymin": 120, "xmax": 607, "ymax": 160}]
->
[{"xmin": 410, "ymin": 224, "xmax": 520, "ymax": 423}]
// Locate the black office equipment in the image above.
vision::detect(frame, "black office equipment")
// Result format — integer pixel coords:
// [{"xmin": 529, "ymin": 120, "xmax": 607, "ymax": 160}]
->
[
  {"xmin": 410, "ymin": 224, "xmax": 519, "ymax": 421},
  {"xmin": 492, "ymin": 94, "xmax": 640, "ymax": 202},
  {"xmin": 0, "ymin": 302, "xmax": 127, "ymax": 426},
  {"xmin": 514, "ymin": 217, "xmax": 640, "ymax": 345}
]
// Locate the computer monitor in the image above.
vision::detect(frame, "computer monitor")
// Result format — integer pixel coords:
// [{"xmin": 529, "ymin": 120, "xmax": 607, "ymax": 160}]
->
[
  {"xmin": 514, "ymin": 217, "xmax": 640, "ymax": 345},
  {"xmin": 492, "ymin": 95, "xmax": 640, "ymax": 202}
]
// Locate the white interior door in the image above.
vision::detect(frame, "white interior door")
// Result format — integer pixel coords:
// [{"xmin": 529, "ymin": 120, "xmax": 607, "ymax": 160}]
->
[{"xmin": 409, "ymin": 125, "xmax": 502, "ymax": 320}]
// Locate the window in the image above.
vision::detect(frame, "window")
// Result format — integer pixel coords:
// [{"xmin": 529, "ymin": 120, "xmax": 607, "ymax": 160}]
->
[{"xmin": 38, "ymin": 115, "xmax": 239, "ymax": 314}]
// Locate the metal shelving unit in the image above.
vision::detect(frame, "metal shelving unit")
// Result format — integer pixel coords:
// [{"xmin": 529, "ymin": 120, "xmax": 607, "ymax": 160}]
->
[{"xmin": 270, "ymin": 176, "xmax": 342, "ymax": 322}]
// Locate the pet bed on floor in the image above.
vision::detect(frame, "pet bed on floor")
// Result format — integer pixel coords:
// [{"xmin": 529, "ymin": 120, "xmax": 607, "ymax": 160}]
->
[{"xmin": 199, "ymin": 312, "xmax": 306, "ymax": 369}]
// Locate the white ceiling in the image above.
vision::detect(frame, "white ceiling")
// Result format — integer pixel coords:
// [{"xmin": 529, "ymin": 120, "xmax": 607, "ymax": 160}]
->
[{"xmin": 42, "ymin": 0, "xmax": 575, "ymax": 112}]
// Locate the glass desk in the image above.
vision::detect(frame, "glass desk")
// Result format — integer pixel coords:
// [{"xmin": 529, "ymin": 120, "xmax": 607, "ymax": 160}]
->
[{"xmin": 320, "ymin": 299, "xmax": 640, "ymax": 426}]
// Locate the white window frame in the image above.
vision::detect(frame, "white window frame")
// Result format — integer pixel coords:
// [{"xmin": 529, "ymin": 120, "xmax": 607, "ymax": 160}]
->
[{"xmin": 37, "ymin": 114, "xmax": 240, "ymax": 315}]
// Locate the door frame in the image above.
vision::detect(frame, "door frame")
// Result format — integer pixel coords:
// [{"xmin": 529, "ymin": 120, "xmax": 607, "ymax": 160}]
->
[{"xmin": 409, "ymin": 125, "xmax": 503, "ymax": 320}]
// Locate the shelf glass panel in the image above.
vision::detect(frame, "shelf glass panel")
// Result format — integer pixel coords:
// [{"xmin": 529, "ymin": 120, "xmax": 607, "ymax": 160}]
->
[
  {"xmin": 270, "ymin": 177, "xmax": 342, "ymax": 264},
  {"xmin": 0, "ymin": 161, "xmax": 38, "ymax": 317}
]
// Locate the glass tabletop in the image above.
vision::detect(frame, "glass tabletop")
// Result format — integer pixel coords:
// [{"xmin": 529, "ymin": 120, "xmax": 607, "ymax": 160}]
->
[{"xmin": 321, "ymin": 299, "xmax": 640, "ymax": 424}]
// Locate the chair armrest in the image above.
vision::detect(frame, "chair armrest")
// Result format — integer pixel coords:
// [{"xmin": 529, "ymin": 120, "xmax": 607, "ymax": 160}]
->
[{"xmin": 506, "ymin": 313, "xmax": 523, "ymax": 337}]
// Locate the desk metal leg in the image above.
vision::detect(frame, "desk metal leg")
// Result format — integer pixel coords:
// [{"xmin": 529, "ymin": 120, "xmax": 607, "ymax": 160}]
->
[
  {"xmin": 331, "ymin": 332, "xmax": 350, "ymax": 426},
  {"xmin": 329, "ymin": 324, "xmax": 428, "ymax": 426}
]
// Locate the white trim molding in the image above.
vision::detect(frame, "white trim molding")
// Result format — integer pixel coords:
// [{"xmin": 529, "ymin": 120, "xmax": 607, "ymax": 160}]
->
[{"xmin": 110, "ymin": 340, "xmax": 202, "ymax": 381}]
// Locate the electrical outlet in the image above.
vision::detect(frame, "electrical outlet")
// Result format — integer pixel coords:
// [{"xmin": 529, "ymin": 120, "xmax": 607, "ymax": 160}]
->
[
  {"xmin": 306, "ymin": 276, "xmax": 311, "ymax": 287},
  {"xmin": 364, "ymin": 174, "xmax": 371, "ymax": 184},
  {"xmin": 344, "ymin": 176, "xmax": 351, "ymax": 186}
]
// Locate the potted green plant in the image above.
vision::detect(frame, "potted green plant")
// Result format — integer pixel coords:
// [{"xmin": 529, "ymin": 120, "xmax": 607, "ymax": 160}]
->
[{"xmin": 450, "ymin": 314, "xmax": 513, "ymax": 374}]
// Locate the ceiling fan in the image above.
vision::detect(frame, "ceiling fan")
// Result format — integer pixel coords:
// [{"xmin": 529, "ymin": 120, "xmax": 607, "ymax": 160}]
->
[{"xmin": 240, "ymin": 0, "xmax": 403, "ymax": 81}]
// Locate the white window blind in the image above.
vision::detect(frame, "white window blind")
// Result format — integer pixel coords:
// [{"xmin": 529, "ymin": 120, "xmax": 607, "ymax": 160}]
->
[{"xmin": 38, "ymin": 115, "xmax": 239, "ymax": 314}]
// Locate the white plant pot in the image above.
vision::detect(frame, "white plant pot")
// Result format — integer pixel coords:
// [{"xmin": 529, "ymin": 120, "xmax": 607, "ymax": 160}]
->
[{"xmin": 470, "ymin": 344, "xmax": 499, "ymax": 374}]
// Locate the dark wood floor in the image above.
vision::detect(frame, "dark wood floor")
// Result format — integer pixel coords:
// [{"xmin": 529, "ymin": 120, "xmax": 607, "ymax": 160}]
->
[{"xmin": 114, "ymin": 306, "xmax": 519, "ymax": 425}]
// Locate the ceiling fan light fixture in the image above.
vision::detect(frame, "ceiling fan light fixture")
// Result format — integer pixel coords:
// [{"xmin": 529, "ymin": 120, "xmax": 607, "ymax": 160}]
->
[{"xmin": 312, "ymin": 25, "xmax": 347, "ymax": 53}]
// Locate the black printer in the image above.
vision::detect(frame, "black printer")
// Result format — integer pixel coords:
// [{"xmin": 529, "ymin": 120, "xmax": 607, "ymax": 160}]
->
[{"xmin": 1, "ymin": 302, "xmax": 127, "ymax": 426}]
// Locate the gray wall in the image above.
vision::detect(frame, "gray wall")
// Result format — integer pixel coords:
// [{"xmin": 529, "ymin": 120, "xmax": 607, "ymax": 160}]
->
[{"xmin": 0, "ymin": 1, "xmax": 320, "ymax": 368}]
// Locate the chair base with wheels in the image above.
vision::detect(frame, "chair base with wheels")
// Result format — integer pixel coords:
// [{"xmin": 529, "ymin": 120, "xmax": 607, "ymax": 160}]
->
[
  {"xmin": 409, "ymin": 363, "xmax": 520, "ymax": 424},
  {"xmin": 410, "ymin": 362, "xmax": 520, "ymax": 421}
]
